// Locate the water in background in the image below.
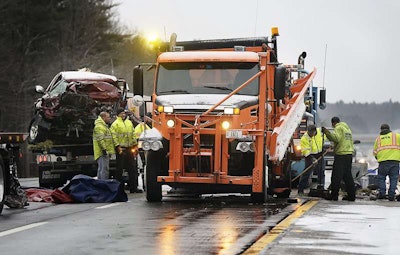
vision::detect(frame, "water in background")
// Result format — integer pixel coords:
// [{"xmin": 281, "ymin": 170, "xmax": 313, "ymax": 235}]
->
[{"xmin": 353, "ymin": 133, "xmax": 378, "ymax": 170}]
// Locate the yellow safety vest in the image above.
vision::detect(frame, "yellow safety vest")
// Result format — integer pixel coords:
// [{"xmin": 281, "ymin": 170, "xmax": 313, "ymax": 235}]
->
[
  {"xmin": 373, "ymin": 132, "xmax": 400, "ymax": 162},
  {"xmin": 301, "ymin": 128, "xmax": 324, "ymax": 157},
  {"xmin": 110, "ymin": 117, "xmax": 136, "ymax": 148}
]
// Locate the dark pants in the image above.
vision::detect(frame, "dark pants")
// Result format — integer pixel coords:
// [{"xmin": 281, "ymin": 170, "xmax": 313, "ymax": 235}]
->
[
  {"xmin": 330, "ymin": 154, "xmax": 355, "ymax": 200},
  {"xmin": 115, "ymin": 148, "xmax": 138, "ymax": 191},
  {"xmin": 314, "ymin": 152, "xmax": 325, "ymax": 187},
  {"xmin": 378, "ymin": 161, "xmax": 399, "ymax": 200},
  {"xmin": 298, "ymin": 153, "xmax": 324, "ymax": 192}
]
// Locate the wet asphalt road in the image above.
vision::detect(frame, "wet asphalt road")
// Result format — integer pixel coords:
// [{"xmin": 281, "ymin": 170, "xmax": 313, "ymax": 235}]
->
[
  {"xmin": 0, "ymin": 178, "xmax": 298, "ymax": 255},
  {"xmin": 2, "ymin": 178, "xmax": 400, "ymax": 255}
]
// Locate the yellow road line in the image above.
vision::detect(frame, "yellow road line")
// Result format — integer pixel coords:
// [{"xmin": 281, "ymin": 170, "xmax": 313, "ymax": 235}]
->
[{"xmin": 242, "ymin": 200, "xmax": 318, "ymax": 255}]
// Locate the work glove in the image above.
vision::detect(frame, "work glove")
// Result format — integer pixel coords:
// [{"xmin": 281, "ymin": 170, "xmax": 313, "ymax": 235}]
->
[
  {"xmin": 116, "ymin": 145, "xmax": 122, "ymax": 154},
  {"xmin": 321, "ymin": 127, "xmax": 327, "ymax": 134},
  {"xmin": 102, "ymin": 149, "xmax": 107, "ymax": 156}
]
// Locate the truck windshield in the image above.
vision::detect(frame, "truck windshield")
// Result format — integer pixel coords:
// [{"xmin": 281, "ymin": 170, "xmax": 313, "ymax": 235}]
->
[{"xmin": 156, "ymin": 62, "xmax": 259, "ymax": 96}]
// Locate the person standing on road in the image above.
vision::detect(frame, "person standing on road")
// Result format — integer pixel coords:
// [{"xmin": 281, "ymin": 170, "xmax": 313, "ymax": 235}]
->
[
  {"xmin": 373, "ymin": 124, "xmax": 400, "ymax": 201},
  {"xmin": 134, "ymin": 112, "xmax": 152, "ymax": 190},
  {"xmin": 134, "ymin": 112, "xmax": 152, "ymax": 167},
  {"xmin": 322, "ymin": 116, "xmax": 356, "ymax": 201},
  {"xmin": 298, "ymin": 125, "xmax": 325, "ymax": 196},
  {"xmin": 110, "ymin": 108, "xmax": 142, "ymax": 193},
  {"xmin": 93, "ymin": 111, "xmax": 115, "ymax": 180}
]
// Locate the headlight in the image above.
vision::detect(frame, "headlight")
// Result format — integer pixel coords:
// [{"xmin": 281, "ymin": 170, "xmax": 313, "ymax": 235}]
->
[
  {"xmin": 167, "ymin": 119, "xmax": 175, "ymax": 128},
  {"xmin": 222, "ymin": 121, "xmax": 230, "ymax": 130},
  {"xmin": 142, "ymin": 141, "xmax": 151, "ymax": 151},
  {"xmin": 164, "ymin": 106, "xmax": 174, "ymax": 113},
  {"xmin": 224, "ymin": 107, "xmax": 240, "ymax": 115},
  {"xmin": 151, "ymin": 141, "xmax": 162, "ymax": 151},
  {"xmin": 236, "ymin": 142, "xmax": 253, "ymax": 152},
  {"xmin": 141, "ymin": 140, "xmax": 163, "ymax": 151}
]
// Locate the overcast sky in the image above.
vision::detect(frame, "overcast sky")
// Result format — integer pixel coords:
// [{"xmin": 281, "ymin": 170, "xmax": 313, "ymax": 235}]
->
[{"xmin": 115, "ymin": 0, "xmax": 399, "ymax": 103}]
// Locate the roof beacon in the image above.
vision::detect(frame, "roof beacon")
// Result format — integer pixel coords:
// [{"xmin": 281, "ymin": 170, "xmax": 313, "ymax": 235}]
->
[{"xmin": 172, "ymin": 46, "xmax": 184, "ymax": 52}]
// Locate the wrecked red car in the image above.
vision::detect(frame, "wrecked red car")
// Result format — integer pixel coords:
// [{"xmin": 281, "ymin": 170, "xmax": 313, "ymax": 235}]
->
[{"xmin": 28, "ymin": 71, "xmax": 128, "ymax": 144}]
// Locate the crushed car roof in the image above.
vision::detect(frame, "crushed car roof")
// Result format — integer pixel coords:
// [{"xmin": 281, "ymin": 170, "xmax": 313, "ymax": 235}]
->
[{"xmin": 60, "ymin": 71, "xmax": 118, "ymax": 82}]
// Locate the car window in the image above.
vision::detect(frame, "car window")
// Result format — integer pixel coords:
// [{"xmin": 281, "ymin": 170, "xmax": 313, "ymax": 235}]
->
[{"xmin": 48, "ymin": 80, "xmax": 69, "ymax": 97}]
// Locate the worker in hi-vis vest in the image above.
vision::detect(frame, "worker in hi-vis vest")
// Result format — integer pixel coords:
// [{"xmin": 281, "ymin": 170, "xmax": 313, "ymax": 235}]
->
[
  {"xmin": 110, "ymin": 108, "xmax": 142, "ymax": 193},
  {"xmin": 373, "ymin": 123, "xmax": 400, "ymax": 201},
  {"xmin": 322, "ymin": 116, "xmax": 355, "ymax": 201},
  {"xmin": 298, "ymin": 125, "xmax": 325, "ymax": 195},
  {"xmin": 134, "ymin": 112, "xmax": 152, "ymax": 170}
]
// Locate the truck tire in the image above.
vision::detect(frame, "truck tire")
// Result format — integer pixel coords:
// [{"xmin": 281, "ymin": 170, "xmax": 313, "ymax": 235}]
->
[
  {"xmin": 145, "ymin": 151, "xmax": 162, "ymax": 202},
  {"xmin": 0, "ymin": 157, "xmax": 5, "ymax": 214},
  {"xmin": 251, "ymin": 191, "xmax": 267, "ymax": 203},
  {"xmin": 28, "ymin": 115, "xmax": 48, "ymax": 144}
]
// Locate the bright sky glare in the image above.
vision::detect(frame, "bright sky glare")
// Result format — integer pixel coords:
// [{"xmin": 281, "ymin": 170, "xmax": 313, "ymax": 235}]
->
[{"xmin": 115, "ymin": 0, "xmax": 400, "ymax": 103}]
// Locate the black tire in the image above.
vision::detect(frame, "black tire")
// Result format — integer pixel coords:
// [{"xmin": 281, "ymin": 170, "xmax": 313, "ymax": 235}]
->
[
  {"xmin": 0, "ymin": 157, "xmax": 5, "ymax": 214},
  {"xmin": 251, "ymin": 192, "xmax": 266, "ymax": 203},
  {"xmin": 28, "ymin": 115, "xmax": 48, "ymax": 144},
  {"xmin": 145, "ymin": 151, "xmax": 162, "ymax": 202},
  {"xmin": 276, "ymin": 189, "xmax": 291, "ymax": 198}
]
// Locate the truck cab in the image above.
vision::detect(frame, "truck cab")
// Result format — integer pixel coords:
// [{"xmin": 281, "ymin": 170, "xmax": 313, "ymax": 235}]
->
[{"xmin": 134, "ymin": 28, "xmax": 325, "ymax": 202}]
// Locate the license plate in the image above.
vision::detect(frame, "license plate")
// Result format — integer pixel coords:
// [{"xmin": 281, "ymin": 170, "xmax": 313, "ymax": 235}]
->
[{"xmin": 226, "ymin": 130, "xmax": 243, "ymax": 139}]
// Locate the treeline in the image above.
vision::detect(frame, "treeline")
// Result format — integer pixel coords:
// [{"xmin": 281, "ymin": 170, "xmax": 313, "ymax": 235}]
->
[
  {"xmin": 317, "ymin": 100, "xmax": 400, "ymax": 134},
  {"xmin": 0, "ymin": 0, "xmax": 155, "ymax": 132},
  {"xmin": 1, "ymin": 1, "xmax": 398, "ymax": 136}
]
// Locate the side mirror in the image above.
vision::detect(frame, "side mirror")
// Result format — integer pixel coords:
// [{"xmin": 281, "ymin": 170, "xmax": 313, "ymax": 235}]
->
[
  {"xmin": 35, "ymin": 85, "xmax": 45, "ymax": 94},
  {"xmin": 274, "ymin": 65, "xmax": 286, "ymax": 100},
  {"xmin": 133, "ymin": 66, "xmax": 144, "ymax": 96}
]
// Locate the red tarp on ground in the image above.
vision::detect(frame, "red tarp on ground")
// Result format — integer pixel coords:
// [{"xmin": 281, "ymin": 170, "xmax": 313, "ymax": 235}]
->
[{"xmin": 25, "ymin": 188, "xmax": 74, "ymax": 203}]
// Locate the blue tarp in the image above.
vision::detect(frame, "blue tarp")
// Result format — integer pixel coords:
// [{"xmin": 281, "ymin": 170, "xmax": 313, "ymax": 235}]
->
[{"xmin": 62, "ymin": 175, "xmax": 128, "ymax": 203}]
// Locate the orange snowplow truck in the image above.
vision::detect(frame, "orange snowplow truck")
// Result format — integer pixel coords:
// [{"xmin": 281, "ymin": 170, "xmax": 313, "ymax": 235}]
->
[{"xmin": 133, "ymin": 28, "xmax": 324, "ymax": 202}]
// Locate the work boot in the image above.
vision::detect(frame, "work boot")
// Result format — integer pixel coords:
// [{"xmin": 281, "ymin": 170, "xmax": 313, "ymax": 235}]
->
[
  {"xmin": 297, "ymin": 192, "xmax": 306, "ymax": 197},
  {"xmin": 342, "ymin": 195, "xmax": 355, "ymax": 201},
  {"xmin": 325, "ymin": 194, "xmax": 338, "ymax": 201},
  {"xmin": 377, "ymin": 194, "xmax": 386, "ymax": 200},
  {"xmin": 130, "ymin": 188, "xmax": 144, "ymax": 193}
]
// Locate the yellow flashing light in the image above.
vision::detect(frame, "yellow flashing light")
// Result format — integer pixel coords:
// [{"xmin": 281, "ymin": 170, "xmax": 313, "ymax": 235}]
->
[
  {"xmin": 157, "ymin": 105, "xmax": 164, "ymax": 113},
  {"xmin": 271, "ymin": 27, "xmax": 279, "ymax": 36},
  {"xmin": 146, "ymin": 33, "xmax": 161, "ymax": 49},
  {"xmin": 224, "ymin": 107, "xmax": 240, "ymax": 115}
]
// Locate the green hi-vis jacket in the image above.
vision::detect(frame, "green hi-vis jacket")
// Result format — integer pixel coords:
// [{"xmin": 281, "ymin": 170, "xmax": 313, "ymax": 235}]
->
[
  {"xmin": 93, "ymin": 116, "xmax": 115, "ymax": 160},
  {"xmin": 301, "ymin": 128, "xmax": 325, "ymax": 157},
  {"xmin": 325, "ymin": 122, "xmax": 354, "ymax": 155},
  {"xmin": 110, "ymin": 116, "xmax": 137, "ymax": 148},
  {"xmin": 373, "ymin": 131, "xmax": 400, "ymax": 162}
]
